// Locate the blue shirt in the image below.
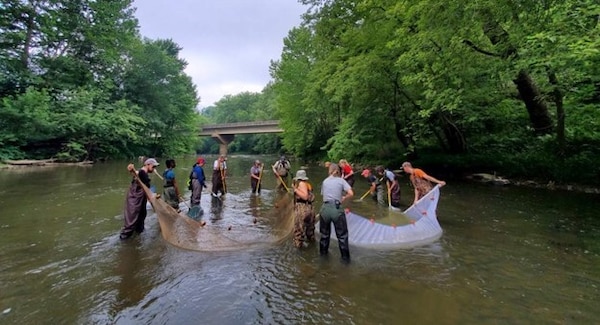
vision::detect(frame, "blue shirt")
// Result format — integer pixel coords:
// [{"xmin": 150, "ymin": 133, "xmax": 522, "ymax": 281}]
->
[
  {"xmin": 192, "ymin": 165, "xmax": 206, "ymax": 183},
  {"xmin": 164, "ymin": 169, "xmax": 175, "ymax": 181}
]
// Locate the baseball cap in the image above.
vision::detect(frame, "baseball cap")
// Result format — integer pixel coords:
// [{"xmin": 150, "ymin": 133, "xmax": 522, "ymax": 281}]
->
[{"xmin": 144, "ymin": 158, "xmax": 160, "ymax": 166}]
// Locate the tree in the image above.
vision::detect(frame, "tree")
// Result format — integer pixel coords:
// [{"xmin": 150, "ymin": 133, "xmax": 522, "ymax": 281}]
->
[{"xmin": 120, "ymin": 38, "xmax": 200, "ymax": 157}]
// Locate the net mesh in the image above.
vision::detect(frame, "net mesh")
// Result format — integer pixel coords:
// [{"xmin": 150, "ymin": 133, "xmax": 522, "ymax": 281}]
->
[{"xmin": 139, "ymin": 176, "xmax": 295, "ymax": 251}]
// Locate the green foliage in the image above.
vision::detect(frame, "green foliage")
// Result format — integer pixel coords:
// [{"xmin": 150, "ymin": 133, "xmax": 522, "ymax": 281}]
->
[
  {"xmin": 270, "ymin": 0, "xmax": 600, "ymax": 184},
  {"xmin": 0, "ymin": 1, "xmax": 199, "ymax": 161},
  {"xmin": 122, "ymin": 38, "xmax": 200, "ymax": 157},
  {"xmin": 1, "ymin": 0, "xmax": 599, "ymax": 185},
  {"xmin": 0, "ymin": 88, "xmax": 57, "ymax": 153}
]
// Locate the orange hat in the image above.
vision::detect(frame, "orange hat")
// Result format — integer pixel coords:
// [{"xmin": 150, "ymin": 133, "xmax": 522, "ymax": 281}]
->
[
  {"xmin": 197, "ymin": 157, "xmax": 205, "ymax": 164},
  {"xmin": 361, "ymin": 169, "xmax": 370, "ymax": 177}
]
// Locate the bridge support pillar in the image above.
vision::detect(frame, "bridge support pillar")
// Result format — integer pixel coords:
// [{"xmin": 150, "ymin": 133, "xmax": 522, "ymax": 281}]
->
[{"xmin": 212, "ymin": 134, "xmax": 235, "ymax": 156}]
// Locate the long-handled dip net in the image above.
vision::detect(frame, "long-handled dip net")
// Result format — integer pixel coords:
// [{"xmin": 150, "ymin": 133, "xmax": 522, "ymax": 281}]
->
[{"xmin": 137, "ymin": 175, "xmax": 295, "ymax": 251}]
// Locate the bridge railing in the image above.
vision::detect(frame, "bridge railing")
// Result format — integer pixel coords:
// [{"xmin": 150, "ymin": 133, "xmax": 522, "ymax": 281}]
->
[
  {"xmin": 199, "ymin": 120, "xmax": 282, "ymax": 136},
  {"xmin": 200, "ymin": 120, "xmax": 280, "ymax": 130}
]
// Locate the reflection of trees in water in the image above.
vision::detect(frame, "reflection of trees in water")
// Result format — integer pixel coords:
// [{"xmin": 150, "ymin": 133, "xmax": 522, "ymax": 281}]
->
[
  {"xmin": 112, "ymin": 243, "xmax": 151, "ymax": 315},
  {"xmin": 250, "ymin": 195, "xmax": 262, "ymax": 221},
  {"xmin": 209, "ymin": 196, "xmax": 224, "ymax": 222}
]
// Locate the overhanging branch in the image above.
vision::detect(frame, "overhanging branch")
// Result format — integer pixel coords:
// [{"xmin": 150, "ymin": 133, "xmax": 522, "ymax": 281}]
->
[{"xmin": 462, "ymin": 39, "xmax": 502, "ymax": 57}]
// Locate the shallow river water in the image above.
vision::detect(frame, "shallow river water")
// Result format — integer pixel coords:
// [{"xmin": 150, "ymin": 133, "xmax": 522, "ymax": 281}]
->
[{"xmin": 1, "ymin": 155, "xmax": 599, "ymax": 324}]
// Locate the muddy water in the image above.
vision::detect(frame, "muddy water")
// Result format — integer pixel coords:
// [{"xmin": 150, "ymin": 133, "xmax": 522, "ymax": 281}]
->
[{"xmin": 0, "ymin": 156, "xmax": 599, "ymax": 324}]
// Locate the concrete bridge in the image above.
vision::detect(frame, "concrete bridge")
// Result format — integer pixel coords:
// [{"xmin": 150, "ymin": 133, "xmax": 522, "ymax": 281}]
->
[{"xmin": 199, "ymin": 120, "xmax": 282, "ymax": 155}]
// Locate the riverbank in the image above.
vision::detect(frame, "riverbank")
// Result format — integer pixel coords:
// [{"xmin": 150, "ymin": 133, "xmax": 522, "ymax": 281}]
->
[
  {"xmin": 0, "ymin": 159, "xmax": 94, "ymax": 169},
  {"xmin": 465, "ymin": 172, "xmax": 600, "ymax": 194},
  {"xmin": 320, "ymin": 161, "xmax": 600, "ymax": 195}
]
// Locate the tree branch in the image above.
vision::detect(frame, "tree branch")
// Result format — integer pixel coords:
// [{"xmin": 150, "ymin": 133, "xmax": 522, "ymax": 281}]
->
[{"xmin": 462, "ymin": 39, "xmax": 502, "ymax": 57}]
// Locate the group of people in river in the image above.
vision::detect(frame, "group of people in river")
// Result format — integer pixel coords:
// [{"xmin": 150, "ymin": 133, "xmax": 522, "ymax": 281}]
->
[
  {"xmin": 291, "ymin": 160, "xmax": 446, "ymax": 262},
  {"xmin": 119, "ymin": 156, "xmax": 446, "ymax": 263}
]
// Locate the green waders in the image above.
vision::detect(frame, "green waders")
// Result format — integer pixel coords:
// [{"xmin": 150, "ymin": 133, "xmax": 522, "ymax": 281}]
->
[{"xmin": 319, "ymin": 201, "xmax": 350, "ymax": 262}]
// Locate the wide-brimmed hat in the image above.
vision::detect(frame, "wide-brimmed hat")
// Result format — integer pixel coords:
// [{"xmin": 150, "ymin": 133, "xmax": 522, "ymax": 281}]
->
[
  {"xmin": 144, "ymin": 158, "xmax": 159, "ymax": 166},
  {"xmin": 293, "ymin": 169, "xmax": 309, "ymax": 181}
]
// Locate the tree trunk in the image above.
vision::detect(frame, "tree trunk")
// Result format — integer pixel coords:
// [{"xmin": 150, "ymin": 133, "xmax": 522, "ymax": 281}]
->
[
  {"xmin": 433, "ymin": 111, "xmax": 466, "ymax": 154},
  {"xmin": 513, "ymin": 70, "xmax": 554, "ymax": 134},
  {"xmin": 548, "ymin": 69, "xmax": 565, "ymax": 156},
  {"xmin": 479, "ymin": 12, "xmax": 554, "ymax": 135},
  {"xmin": 389, "ymin": 77, "xmax": 414, "ymax": 150},
  {"xmin": 21, "ymin": 3, "xmax": 37, "ymax": 70}
]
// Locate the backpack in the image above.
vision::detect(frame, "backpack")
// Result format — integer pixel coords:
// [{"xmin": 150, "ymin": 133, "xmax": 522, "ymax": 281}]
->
[
  {"xmin": 295, "ymin": 181, "xmax": 315, "ymax": 203},
  {"xmin": 187, "ymin": 164, "xmax": 196, "ymax": 190},
  {"xmin": 306, "ymin": 182, "xmax": 315, "ymax": 203},
  {"xmin": 276, "ymin": 160, "xmax": 289, "ymax": 176}
]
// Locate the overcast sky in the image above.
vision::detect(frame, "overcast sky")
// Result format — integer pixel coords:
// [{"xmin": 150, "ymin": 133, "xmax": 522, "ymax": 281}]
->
[{"xmin": 132, "ymin": 1, "xmax": 306, "ymax": 109}]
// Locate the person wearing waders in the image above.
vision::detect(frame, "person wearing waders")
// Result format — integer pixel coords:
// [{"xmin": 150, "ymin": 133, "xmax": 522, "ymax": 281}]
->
[
  {"xmin": 273, "ymin": 155, "xmax": 291, "ymax": 191},
  {"xmin": 211, "ymin": 155, "xmax": 227, "ymax": 197},
  {"xmin": 162, "ymin": 159, "xmax": 181, "ymax": 210},
  {"xmin": 292, "ymin": 169, "xmax": 315, "ymax": 248},
  {"xmin": 190, "ymin": 157, "xmax": 207, "ymax": 207},
  {"xmin": 361, "ymin": 168, "xmax": 385, "ymax": 205},
  {"xmin": 319, "ymin": 163, "xmax": 354, "ymax": 263},
  {"xmin": 120, "ymin": 158, "xmax": 159, "ymax": 239}
]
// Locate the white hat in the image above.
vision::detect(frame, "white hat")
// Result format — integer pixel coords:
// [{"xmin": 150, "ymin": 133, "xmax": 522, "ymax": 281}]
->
[
  {"xmin": 293, "ymin": 170, "xmax": 309, "ymax": 181},
  {"xmin": 144, "ymin": 158, "xmax": 160, "ymax": 166}
]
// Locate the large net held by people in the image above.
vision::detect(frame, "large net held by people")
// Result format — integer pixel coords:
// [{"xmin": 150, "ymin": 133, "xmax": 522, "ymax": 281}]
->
[
  {"xmin": 137, "ymin": 175, "xmax": 295, "ymax": 251},
  {"xmin": 319, "ymin": 185, "xmax": 443, "ymax": 249}
]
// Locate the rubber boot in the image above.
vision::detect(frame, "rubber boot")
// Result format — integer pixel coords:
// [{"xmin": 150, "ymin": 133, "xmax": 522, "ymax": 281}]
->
[{"xmin": 340, "ymin": 246, "xmax": 350, "ymax": 263}]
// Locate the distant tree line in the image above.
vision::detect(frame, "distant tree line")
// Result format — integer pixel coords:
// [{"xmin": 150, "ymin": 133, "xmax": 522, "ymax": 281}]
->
[{"xmin": 196, "ymin": 88, "xmax": 283, "ymax": 155}]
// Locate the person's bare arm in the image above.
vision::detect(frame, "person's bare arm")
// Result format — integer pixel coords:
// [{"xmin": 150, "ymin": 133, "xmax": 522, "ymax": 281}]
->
[
  {"xmin": 342, "ymin": 188, "xmax": 354, "ymax": 203},
  {"xmin": 294, "ymin": 182, "xmax": 309, "ymax": 200},
  {"xmin": 369, "ymin": 182, "xmax": 376, "ymax": 194},
  {"xmin": 344, "ymin": 169, "xmax": 354, "ymax": 179},
  {"xmin": 424, "ymin": 175, "xmax": 446, "ymax": 186},
  {"xmin": 127, "ymin": 164, "xmax": 137, "ymax": 174}
]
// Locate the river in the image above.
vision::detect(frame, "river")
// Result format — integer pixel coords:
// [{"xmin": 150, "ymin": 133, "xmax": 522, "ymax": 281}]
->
[{"xmin": 0, "ymin": 155, "xmax": 599, "ymax": 324}]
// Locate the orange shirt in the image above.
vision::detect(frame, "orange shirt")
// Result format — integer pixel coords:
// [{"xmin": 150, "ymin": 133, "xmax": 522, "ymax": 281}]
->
[{"xmin": 413, "ymin": 168, "xmax": 427, "ymax": 179}]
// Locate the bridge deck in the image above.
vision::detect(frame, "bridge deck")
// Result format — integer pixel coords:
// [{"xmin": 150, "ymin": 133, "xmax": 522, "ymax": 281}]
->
[{"xmin": 199, "ymin": 120, "xmax": 282, "ymax": 135}]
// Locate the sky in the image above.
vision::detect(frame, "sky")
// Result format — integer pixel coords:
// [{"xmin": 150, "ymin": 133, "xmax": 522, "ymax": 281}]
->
[{"xmin": 132, "ymin": 0, "xmax": 307, "ymax": 109}]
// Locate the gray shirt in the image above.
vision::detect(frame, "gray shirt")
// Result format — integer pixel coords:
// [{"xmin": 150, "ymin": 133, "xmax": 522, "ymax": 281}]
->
[
  {"xmin": 384, "ymin": 170, "xmax": 395, "ymax": 182},
  {"xmin": 321, "ymin": 176, "xmax": 351, "ymax": 202}
]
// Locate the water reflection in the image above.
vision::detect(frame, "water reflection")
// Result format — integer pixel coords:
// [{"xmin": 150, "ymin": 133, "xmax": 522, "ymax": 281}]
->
[
  {"xmin": 113, "ymin": 242, "xmax": 147, "ymax": 312},
  {"xmin": 1, "ymin": 157, "xmax": 599, "ymax": 324},
  {"xmin": 249, "ymin": 195, "xmax": 261, "ymax": 224},
  {"xmin": 209, "ymin": 196, "xmax": 224, "ymax": 222}
]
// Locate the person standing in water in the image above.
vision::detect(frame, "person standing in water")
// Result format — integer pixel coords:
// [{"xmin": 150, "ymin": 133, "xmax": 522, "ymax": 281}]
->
[
  {"xmin": 250, "ymin": 160, "xmax": 263, "ymax": 194},
  {"xmin": 339, "ymin": 159, "xmax": 355, "ymax": 187},
  {"xmin": 273, "ymin": 155, "xmax": 291, "ymax": 191},
  {"xmin": 319, "ymin": 163, "xmax": 354, "ymax": 263},
  {"xmin": 211, "ymin": 155, "xmax": 227, "ymax": 197},
  {"xmin": 162, "ymin": 159, "xmax": 181, "ymax": 210},
  {"xmin": 292, "ymin": 170, "xmax": 315, "ymax": 248},
  {"xmin": 190, "ymin": 157, "xmax": 207, "ymax": 207},
  {"xmin": 120, "ymin": 158, "xmax": 159, "ymax": 239},
  {"xmin": 401, "ymin": 162, "xmax": 446, "ymax": 205},
  {"xmin": 361, "ymin": 168, "xmax": 385, "ymax": 205}
]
